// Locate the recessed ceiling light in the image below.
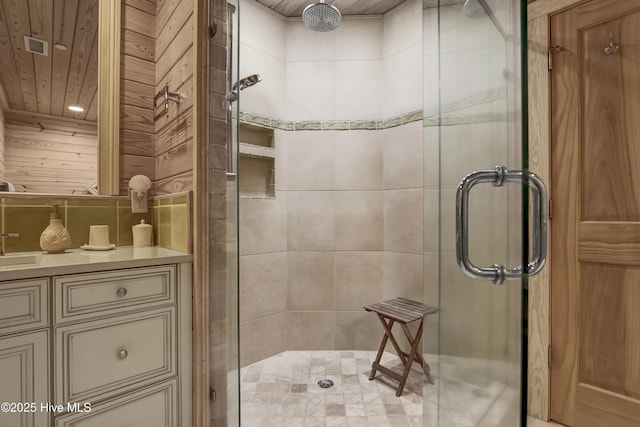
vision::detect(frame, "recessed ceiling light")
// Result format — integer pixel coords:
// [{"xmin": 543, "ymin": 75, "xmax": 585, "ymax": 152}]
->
[
  {"xmin": 68, "ymin": 105, "xmax": 84, "ymax": 112},
  {"xmin": 54, "ymin": 43, "xmax": 67, "ymax": 51}
]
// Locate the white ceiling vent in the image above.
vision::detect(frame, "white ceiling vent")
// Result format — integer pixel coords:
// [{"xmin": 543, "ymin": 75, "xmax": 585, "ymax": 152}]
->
[{"xmin": 24, "ymin": 36, "xmax": 48, "ymax": 56}]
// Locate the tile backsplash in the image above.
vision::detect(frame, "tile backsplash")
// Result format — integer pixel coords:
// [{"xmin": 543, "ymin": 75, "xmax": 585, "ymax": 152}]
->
[{"xmin": 0, "ymin": 192, "xmax": 191, "ymax": 254}]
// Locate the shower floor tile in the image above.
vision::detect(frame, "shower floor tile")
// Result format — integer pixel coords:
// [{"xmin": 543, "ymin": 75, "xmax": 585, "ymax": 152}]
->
[
  {"xmin": 240, "ymin": 351, "xmax": 427, "ymax": 427},
  {"xmin": 239, "ymin": 351, "xmax": 518, "ymax": 426}
]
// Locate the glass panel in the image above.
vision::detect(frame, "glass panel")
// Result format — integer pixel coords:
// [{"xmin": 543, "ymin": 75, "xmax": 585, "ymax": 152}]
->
[
  {"xmin": 208, "ymin": 0, "xmax": 240, "ymax": 425},
  {"xmin": 426, "ymin": 0, "xmax": 525, "ymax": 425}
]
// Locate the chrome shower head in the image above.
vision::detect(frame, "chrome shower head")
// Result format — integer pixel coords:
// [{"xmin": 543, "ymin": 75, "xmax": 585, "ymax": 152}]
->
[
  {"xmin": 302, "ymin": 0, "xmax": 341, "ymax": 32},
  {"xmin": 227, "ymin": 74, "xmax": 262, "ymax": 102},
  {"xmin": 463, "ymin": 0, "xmax": 485, "ymax": 19},
  {"xmin": 232, "ymin": 74, "xmax": 262, "ymax": 92}
]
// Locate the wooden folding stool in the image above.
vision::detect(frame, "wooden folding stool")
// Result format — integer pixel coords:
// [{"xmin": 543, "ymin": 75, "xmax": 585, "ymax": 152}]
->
[{"xmin": 364, "ymin": 297, "xmax": 438, "ymax": 397}]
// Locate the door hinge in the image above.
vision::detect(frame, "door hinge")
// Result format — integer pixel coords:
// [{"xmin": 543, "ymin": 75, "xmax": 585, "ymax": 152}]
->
[
  {"xmin": 548, "ymin": 198, "xmax": 552, "ymax": 220},
  {"xmin": 210, "ymin": 387, "xmax": 217, "ymax": 403},
  {"xmin": 548, "ymin": 346, "xmax": 552, "ymax": 368},
  {"xmin": 548, "ymin": 45, "xmax": 565, "ymax": 70}
]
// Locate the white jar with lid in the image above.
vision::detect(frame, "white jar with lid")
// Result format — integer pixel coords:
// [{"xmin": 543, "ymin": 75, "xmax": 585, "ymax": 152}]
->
[{"xmin": 132, "ymin": 220, "xmax": 153, "ymax": 247}]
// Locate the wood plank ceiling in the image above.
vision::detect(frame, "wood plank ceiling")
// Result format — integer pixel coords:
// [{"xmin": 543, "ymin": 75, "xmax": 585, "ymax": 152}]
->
[
  {"xmin": 255, "ymin": 0, "xmax": 468, "ymax": 17},
  {"xmin": 0, "ymin": 0, "xmax": 98, "ymax": 122}
]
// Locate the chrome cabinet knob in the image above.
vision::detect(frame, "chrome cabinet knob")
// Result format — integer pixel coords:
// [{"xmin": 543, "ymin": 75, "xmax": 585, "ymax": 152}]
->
[
  {"xmin": 116, "ymin": 288, "xmax": 127, "ymax": 297},
  {"xmin": 118, "ymin": 349, "xmax": 128, "ymax": 359}
]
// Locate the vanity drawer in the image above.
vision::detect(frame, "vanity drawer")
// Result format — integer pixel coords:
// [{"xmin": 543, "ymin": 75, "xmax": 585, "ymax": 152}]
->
[
  {"xmin": 54, "ymin": 265, "xmax": 175, "ymax": 323},
  {"xmin": 55, "ymin": 379, "xmax": 178, "ymax": 427},
  {"xmin": 0, "ymin": 279, "xmax": 48, "ymax": 335},
  {"xmin": 55, "ymin": 307, "xmax": 176, "ymax": 405}
]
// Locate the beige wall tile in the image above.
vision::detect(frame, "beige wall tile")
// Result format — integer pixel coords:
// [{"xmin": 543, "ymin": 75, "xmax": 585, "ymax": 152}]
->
[
  {"xmin": 423, "ymin": 253, "xmax": 439, "ymax": 354},
  {"xmin": 287, "ymin": 251, "xmax": 335, "ymax": 311},
  {"xmin": 335, "ymin": 191, "xmax": 383, "ymax": 251},
  {"xmin": 239, "ymin": 194, "xmax": 287, "ymax": 255},
  {"xmin": 334, "ymin": 251, "xmax": 383, "ymax": 311},
  {"xmin": 335, "ymin": 311, "xmax": 382, "ymax": 351},
  {"xmin": 286, "ymin": 61, "xmax": 335, "ymax": 121},
  {"xmin": 383, "ymin": 188, "xmax": 423, "ymax": 253},
  {"xmin": 383, "ymin": 252, "xmax": 424, "ymax": 302},
  {"xmin": 240, "ymin": 252, "xmax": 287, "ymax": 322},
  {"xmin": 423, "ymin": 189, "xmax": 439, "ymax": 253},
  {"xmin": 240, "ymin": 312, "xmax": 287, "ymax": 367},
  {"xmin": 334, "ymin": 131, "xmax": 383, "ymax": 191},
  {"xmin": 335, "ymin": 17, "xmax": 383, "ymax": 61},
  {"xmin": 383, "ymin": 122, "xmax": 424, "ymax": 190},
  {"xmin": 287, "ymin": 191, "xmax": 335, "ymax": 251},
  {"xmin": 286, "ymin": 311, "xmax": 335, "ymax": 350},
  {"xmin": 334, "ymin": 60, "xmax": 383, "ymax": 120},
  {"xmin": 439, "ymin": 123, "xmax": 509, "ymax": 189},
  {"xmin": 423, "ymin": 126, "xmax": 439, "ymax": 189},
  {"xmin": 286, "ymin": 131, "xmax": 335, "ymax": 191}
]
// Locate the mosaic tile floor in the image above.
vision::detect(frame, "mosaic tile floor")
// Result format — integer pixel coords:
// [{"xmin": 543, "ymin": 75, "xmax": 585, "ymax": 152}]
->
[
  {"xmin": 239, "ymin": 351, "xmax": 519, "ymax": 427},
  {"xmin": 240, "ymin": 351, "xmax": 427, "ymax": 426}
]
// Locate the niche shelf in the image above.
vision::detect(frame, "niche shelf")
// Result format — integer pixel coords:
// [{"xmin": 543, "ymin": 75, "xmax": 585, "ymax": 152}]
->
[{"xmin": 238, "ymin": 123, "xmax": 275, "ymax": 198}]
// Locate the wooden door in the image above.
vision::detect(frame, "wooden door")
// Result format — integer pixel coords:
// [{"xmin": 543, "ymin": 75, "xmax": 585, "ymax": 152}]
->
[{"xmin": 551, "ymin": 0, "xmax": 640, "ymax": 425}]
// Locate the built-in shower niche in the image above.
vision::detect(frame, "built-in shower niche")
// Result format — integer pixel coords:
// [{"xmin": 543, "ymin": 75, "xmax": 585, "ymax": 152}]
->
[{"xmin": 238, "ymin": 122, "xmax": 275, "ymax": 198}]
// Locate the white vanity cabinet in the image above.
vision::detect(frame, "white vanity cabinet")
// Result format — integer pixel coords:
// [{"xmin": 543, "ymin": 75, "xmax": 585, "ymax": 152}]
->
[
  {"xmin": 0, "ymin": 249, "xmax": 192, "ymax": 427},
  {"xmin": 0, "ymin": 279, "xmax": 50, "ymax": 427},
  {"xmin": 54, "ymin": 263, "xmax": 192, "ymax": 427}
]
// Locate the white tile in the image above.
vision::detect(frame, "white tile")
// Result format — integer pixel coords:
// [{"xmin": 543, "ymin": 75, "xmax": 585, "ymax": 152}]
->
[
  {"xmin": 286, "ymin": 20, "xmax": 335, "ymax": 62},
  {"xmin": 335, "ymin": 17, "xmax": 384, "ymax": 61},
  {"xmin": 239, "ymin": 44, "xmax": 287, "ymax": 118},
  {"xmin": 334, "ymin": 130, "xmax": 383, "ymax": 191},
  {"xmin": 383, "ymin": 45, "xmax": 424, "ymax": 117},
  {"xmin": 383, "ymin": 0, "xmax": 423, "ymax": 57},
  {"xmin": 286, "ymin": 61, "xmax": 335, "ymax": 120},
  {"xmin": 383, "ymin": 122, "xmax": 424, "ymax": 190},
  {"xmin": 335, "ymin": 60, "xmax": 383, "ymax": 120},
  {"xmin": 240, "ymin": 0, "xmax": 286, "ymax": 59},
  {"xmin": 286, "ymin": 131, "xmax": 335, "ymax": 191}
]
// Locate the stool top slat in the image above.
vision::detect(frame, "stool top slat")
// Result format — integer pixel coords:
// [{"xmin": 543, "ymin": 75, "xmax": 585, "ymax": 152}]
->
[{"xmin": 364, "ymin": 297, "xmax": 438, "ymax": 324}]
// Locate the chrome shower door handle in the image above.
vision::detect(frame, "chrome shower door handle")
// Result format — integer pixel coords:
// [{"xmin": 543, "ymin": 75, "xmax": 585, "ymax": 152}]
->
[{"xmin": 455, "ymin": 166, "xmax": 548, "ymax": 285}]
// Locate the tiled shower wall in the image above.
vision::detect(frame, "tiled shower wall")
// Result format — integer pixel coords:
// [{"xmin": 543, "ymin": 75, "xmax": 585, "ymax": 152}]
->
[{"xmin": 238, "ymin": 0, "xmax": 427, "ymax": 366}]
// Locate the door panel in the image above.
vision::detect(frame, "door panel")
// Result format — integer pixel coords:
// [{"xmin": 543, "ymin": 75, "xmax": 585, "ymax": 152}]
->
[{"xmin": 551, "ymin": 0, "xmax": 640, "ymax": 424}]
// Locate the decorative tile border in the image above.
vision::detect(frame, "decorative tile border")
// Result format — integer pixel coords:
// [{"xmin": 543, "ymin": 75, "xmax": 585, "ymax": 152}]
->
[
  {"xmin": 238, "ymin": 87, "xmax": 510, "ymax": 130},
  {"xmin": 239, "ymin": 109, "xmax": 424, "ymax": 132}
]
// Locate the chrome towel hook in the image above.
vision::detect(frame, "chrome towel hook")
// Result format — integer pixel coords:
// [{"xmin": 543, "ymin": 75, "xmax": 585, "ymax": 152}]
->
[{"xmin": 604, "ymin": 32, "xmax": 620, "ymax": 55}]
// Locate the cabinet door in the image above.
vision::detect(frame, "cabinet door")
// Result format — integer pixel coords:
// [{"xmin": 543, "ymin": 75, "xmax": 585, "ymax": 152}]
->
[
  {"xmin": 54, "ymin": 379, "xmax": 178, "ymax": 427},
  {"xmin": 55, "ymin": 307, "xmax": 176, "ymax": 405},
  {"xmin": 0, "ymin": 331, "xmax": 49, "ymax": 427},
  {"xmin": 0, "ymin": 279, "xmax": 48, "ymax": 335}
]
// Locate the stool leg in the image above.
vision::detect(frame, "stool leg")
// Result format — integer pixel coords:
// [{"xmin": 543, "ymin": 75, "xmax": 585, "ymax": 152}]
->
[
  {"xmin": 400, "ymin": 323, "xmax": 425, "ymax": 367},
  {"xmin": 396, "ymin": 319, "xmax": 424, "ymax": 397},
  {"xmin": 376, "ymin": 315, "xmax": 408, "ymax": 366},
  {"xmin": 369, "ymin": 317, "xmax": 394, "ymax": 381}
]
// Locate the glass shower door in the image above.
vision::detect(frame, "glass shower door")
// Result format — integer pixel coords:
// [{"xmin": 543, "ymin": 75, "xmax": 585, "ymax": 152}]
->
[{"xmin": 426, "ymin": 0, "xmax": 540, "ymax": 426}]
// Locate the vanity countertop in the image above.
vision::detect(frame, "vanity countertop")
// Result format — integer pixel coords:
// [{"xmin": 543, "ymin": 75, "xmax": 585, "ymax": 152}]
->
[{"xmin": 0, "ymin": 246, "xmax": 193, "ymax": 281}]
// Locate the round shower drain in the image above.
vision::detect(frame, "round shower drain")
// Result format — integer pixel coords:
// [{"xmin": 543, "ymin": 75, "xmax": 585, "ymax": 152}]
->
[{"xmin": 317, "ymin": 379, "xmax": 334, "ymax": 389}]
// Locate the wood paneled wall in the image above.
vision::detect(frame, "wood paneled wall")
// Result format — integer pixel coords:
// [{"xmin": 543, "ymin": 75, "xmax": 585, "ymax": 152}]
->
[
  {"xmin": 119, "ymin": 0, "xmax": 156, "ymax": 195},
  {"xmin": 0, "ymin": 101, "xmax": 5, "ymax": 181},
  {"xmin": 3, "ymin": 113, "xmax": 97, "ymax": 193},
  {"xmin": 154, "ymin": 0, "xmax": 195, "ymax": 195}
]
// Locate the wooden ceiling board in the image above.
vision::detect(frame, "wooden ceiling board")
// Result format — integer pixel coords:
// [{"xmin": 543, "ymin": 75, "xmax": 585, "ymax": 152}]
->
[
  {"xmin": 0, "ymin": 0, "xmax": 98, "ymax": 122},
  {"xmin": 50, "ymin": 0, "xmax": 80, "ymax": 117},
  {"xmin": 0, "ymin": 1, "xmax": 26, "ymax": 110},
  {"xmin": 30, "ymin": 0, "xmax": 54, "ymax": 116},
  {"xmin": 254, "ymin": 0, "xmax": 407, "ymax": 17}
]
